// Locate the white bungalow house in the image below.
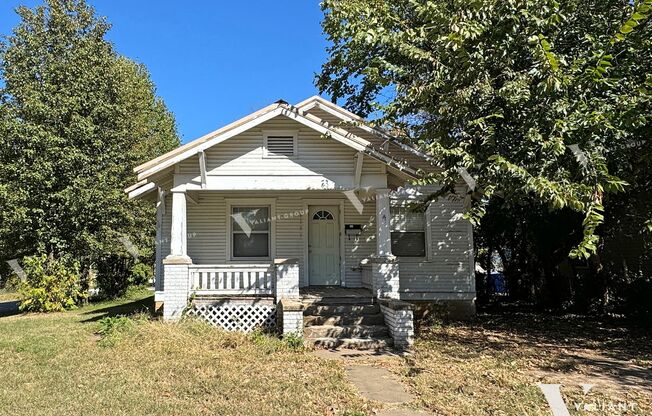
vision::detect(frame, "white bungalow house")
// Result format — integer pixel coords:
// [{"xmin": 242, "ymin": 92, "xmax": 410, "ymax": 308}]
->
[{"xmin": 126, "ymin": 96, "xmax": 475, "ymax": 348}]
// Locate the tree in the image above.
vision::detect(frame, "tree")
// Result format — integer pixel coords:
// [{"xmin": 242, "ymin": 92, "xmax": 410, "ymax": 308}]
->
[
  {"xmin": 0, "ymin": 0, "xmax": 180, "ymax": 296},
  {"xmin": 317, "ymin": 0, "xmax": 651, "ymax": 259}
]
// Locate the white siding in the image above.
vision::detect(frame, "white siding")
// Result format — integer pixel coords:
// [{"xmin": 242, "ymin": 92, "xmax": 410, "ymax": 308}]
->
[
  {"xmin": 395, "ymin": 186, "xmax": 475, "ymax": 300},
  {"xmin": 274, "ymin": 195, "xmax": 304, "ymax": 273},
  {"xmin": 177, "ymin": 115, "xmax": 385, "ymax": 177},
  {"xmin": 343, "ymin": 196, "xmax": 376, "ymax": 287},
  {"xmin": 157, "ymin": 187, "xmax": 473, "ymax": 299},
  {"xmin": 187, "ymin": 193, "xmax": 226, "ymax": 264}
]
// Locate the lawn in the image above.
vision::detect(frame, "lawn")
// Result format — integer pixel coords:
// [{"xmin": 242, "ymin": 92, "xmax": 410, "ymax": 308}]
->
[
  {"xmin": 0, "ymin": 291, "xmax": 369, "ymax": 416},
  {"xmin": 385, "ymin": 310, "xmax": 652, "ymax": 415},
  {"xmin": 0, "ymin": 293, "xmax": 650, "ymax": 416}
]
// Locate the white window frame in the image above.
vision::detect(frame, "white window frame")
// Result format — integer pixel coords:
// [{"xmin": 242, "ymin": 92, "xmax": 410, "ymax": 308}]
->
[
  {"xmin": 226, "ymin": 198, "xmax": 276, "ymax": 262},
  {"xmin": 262, "ymin": 130, "xmax": 298, "ymax": 158},
  {"xmin": 389, "ymin": 200, "xmax": 432, "ymax": 261}
]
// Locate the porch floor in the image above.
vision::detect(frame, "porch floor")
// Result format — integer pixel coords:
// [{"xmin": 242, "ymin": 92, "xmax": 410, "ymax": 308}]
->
[{"xmin": 300, "ymin": 286, "xmax": 373, "ymax": 301}]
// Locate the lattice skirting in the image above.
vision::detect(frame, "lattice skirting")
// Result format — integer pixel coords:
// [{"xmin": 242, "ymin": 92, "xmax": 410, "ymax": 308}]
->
[{"xmin": 187, "ymin": 302, "xmax": 277, "ymax": 332}]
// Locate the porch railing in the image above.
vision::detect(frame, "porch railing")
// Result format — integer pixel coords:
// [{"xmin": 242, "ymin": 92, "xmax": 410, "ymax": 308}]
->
[{"xmin": 189, "ymin": 264, "xmax": 274, "ymax": 295}]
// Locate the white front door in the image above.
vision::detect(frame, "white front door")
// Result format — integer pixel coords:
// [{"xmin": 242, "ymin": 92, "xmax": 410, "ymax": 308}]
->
[{"xmin": 308, "ymin": 206, "xmax": 341, "ymax": 286}]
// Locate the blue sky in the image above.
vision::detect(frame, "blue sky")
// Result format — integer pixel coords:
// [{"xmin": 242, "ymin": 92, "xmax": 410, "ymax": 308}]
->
[{"xmin": 0, "ymin": 1, "xmax": 329, "ymax": 143}]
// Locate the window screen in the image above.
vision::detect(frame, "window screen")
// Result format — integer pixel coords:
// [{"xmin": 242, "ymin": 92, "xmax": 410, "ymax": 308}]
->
[
  {"xmin": 231, "ymin": 206, "xmax": 270, "ymax": 258},
  {"xmin": 390, "ymin": 206, "xmax": 426, "ymax": 257}
]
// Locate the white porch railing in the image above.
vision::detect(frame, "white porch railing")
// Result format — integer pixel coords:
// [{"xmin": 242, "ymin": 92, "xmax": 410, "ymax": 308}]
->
[{"xmin": 189, "ymin": 264, "xmax": 274, "ymax": 295}]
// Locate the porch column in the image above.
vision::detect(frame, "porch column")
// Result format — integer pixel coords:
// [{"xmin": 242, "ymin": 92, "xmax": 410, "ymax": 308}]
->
[
  {"xmin": 154, "ymin": 188, "xmax": 165, "ymax": 313},
  {"xmin": 169, "ymin": 190, "xmax": 189, "ymax": 259},
  {"xmin": 375, "ymin": 188, "xmax": 392, "ymax": 256},
  {"xmin": 275, "ymin": 258, "xmax": 300, "ymax": 300},
  {"xmin": 275, "ymin": 258, "xmax": 303, "ymax": 337},
  {"xmin": 372, "ymin": 188, "xmax": 400, "ymax": 299},
  {"xmin": 163, "ymin": 189, "xmax": 192, "ymax": 321}
]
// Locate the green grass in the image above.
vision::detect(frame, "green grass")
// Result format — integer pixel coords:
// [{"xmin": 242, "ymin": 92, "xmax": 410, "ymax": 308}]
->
[{"xmin": 0, "ymin": 292, "xmax": 368, "ymax": 416}]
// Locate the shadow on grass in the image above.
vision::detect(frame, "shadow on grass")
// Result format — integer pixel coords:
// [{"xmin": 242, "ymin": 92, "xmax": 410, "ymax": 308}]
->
[
  {"xmin": 416, "ymin": 310, "xmax": 652, "ymax": 392},
  {"xmin": 0, "ymin": 301, "xmax": 20, "ymax": 318},
  {"xmin": 81, "ymin": 295, "xmax": 153, "ymax": 323}
]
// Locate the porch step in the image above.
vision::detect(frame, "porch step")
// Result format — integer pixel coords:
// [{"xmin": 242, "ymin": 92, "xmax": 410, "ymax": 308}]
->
[
  {"xmin": 303, "ymin": 313, "xmax": 385, "ymax": 326},
  {"xmin": 304, "ymin": 324, "xmax": 389, "ymax": 339},
  {"xmin": 300, "ymin": 296, "xmax": 374, "ymax": 306},
  {"xmin": 303, "ymin": 304, "xmax": 380, "ymax": 316},
  {"xmin": 307, "ymin": 337, "xmax": 394, "ymax": 350}
]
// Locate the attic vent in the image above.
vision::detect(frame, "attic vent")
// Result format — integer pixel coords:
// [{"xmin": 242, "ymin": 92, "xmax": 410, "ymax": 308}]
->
[{"xmin": 264, "ymin": 131, "xmax": 297, "ymax": 157}]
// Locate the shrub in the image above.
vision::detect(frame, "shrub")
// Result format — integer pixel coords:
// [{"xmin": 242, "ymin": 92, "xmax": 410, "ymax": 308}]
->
[
  {"xmin": 94, "ymin": 258, "xmax": 155, "ymax": 300},
  {"xmin": 95, "ymin": 254, "xmax": 134, "ymax": 299},
  {"xmin": 283, "ymin": 333, "xmax": 305, "ymax": 351},
  {"xmin": 1, "ymin": 273, "xmax": 20, "ymax": 292},
  {"xmin": 97, "ymin": 313, "xmax": 148, "ymax": 347},
  {"xmin": 18, "ymin": 254, "xmax": 86, "ymax": 312},
  {"xmin": 129, "ymin": 262, "xmax": 153, "ymax": 287},
  {"xmin": 249, "ymin": 329, "xmax": 305, "ymax": 352},
  {"xmin": 97, "ymin": 315, "xmax": 136, "ymax": 337},
  {"xmin": 618, "ymin": 273, "xmax": 652, "ymax": 324}
]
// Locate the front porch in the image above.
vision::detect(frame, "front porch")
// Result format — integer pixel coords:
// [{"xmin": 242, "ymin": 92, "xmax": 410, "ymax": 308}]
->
[
  {"xmin": 154, "ymin": 185, "xmax": 417, "ymax": 346},
  {"xmin": 185, "ymin": 281, "xmax": 414, "ymax": 348},
  {"xmin": 160, "ymin": 252, "xmax": 413, "ymax": 347}
]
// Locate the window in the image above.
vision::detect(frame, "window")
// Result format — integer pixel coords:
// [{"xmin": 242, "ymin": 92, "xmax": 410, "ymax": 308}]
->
[
  {"xmin": 390, "ymin": 206, "xmax": 426, "ymax": 257},
  {"xmin": 231, "ymin": 206, "xmax": 270, "ymax": 259},
  {"xmin": 264, "ymin": 131, "xmax": 297, "ymax": 157},
  {"xmin": 312, "ymin": 210, "xmax": 334, "ymax": 220}
]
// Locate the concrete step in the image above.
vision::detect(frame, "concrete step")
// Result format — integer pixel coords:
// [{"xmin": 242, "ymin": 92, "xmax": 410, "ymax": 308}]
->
[
  {"xmin": 300, "ymin": 296, "xmax": 375, "ymax": 306},
  {"xmin": 304, "ymin": 324, "xmax": 389, "ymax": 339},
  {"xmin": 304, "ymin": 313, "xmax": 385, "ymax": 326},
  {"xmin": 307, "ymin": 337, "xmax": 394, "ymax": 350},
  {"xmin": 303, "ymin": 304, "xmax": 380, "ymax": 316}
]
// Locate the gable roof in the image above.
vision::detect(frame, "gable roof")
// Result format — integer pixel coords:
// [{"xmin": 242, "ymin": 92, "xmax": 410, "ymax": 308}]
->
[
  {"xmin": 296, "ymin": 96, "xmax": 438, "ymax": 170},
  {"xmin": 128, "ymin": 96, "xmax": 438, "ymax": 195}
]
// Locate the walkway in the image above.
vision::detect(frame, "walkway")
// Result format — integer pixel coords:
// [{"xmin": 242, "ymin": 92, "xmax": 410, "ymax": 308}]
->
[{"xmin": 313, "ymin": 349, "xmax": 431, "ymax": 416}]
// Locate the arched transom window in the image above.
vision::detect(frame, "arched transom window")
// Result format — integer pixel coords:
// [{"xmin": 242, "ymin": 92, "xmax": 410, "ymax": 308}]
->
[{"xmin": 312, "ymin": 210, "xmax": 334, "ymax": 221}]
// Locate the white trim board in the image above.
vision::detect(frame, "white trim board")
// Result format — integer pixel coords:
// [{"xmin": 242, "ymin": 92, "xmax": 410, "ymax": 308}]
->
[{"xmin": 170, "ymin": 174, "xmax": 389, "ymax": 192}]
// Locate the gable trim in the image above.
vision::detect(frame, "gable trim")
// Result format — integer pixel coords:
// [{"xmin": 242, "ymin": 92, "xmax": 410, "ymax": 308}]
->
[
  {"xmin": 279, "ymin": 107, "xmax": 420, "ymax": 177},
  {"xmin": 298, "ymin": 96, "xmax": 437, "ymax": 165},
  {"xmin": 136, "ymin": 105, "xmax": 286, "ymax": 181},
  {"xmin": 135, "ymin": 101, "xmax": 421, "ymax": 183},
  {"xmin": 134, "ymin": 102, "xmax": 281, "ymax": 174}
]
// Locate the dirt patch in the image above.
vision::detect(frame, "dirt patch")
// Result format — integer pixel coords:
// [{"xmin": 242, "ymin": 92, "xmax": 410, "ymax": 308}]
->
[
  {"xmin": 388, "ymin": 312, "xmax": 652, "ymax": 415},
  {"xmin": 531, "ymin": 347, "xmax": 652, "ymax": 395}
]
